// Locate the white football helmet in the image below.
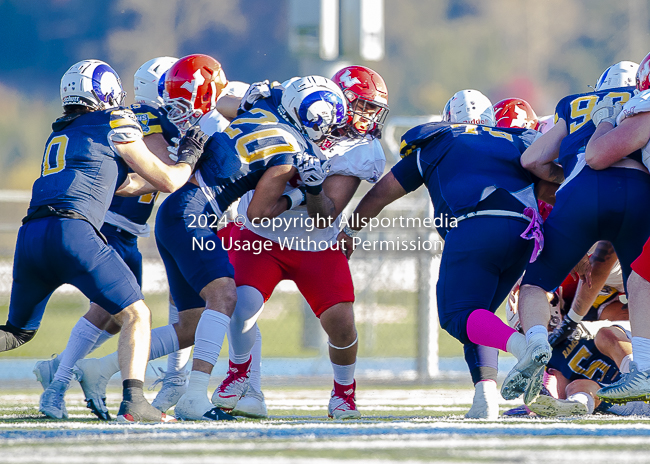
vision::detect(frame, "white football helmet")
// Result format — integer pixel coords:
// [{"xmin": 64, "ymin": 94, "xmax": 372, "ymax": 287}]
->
[
  {"xmin": 280, "ymin": 76, "xmax": 347, "ymax": 144},
  {"xmin": 595, "ymin": 61, "xmax": 639, "ymax": 91},
  {"xmin": 134, "ymin": 56, "xmax": 178, "ymax": 107},
  {"xmin": 60, "ymin": 59, "xmax": 125, "ymax": 110},
  {"xmin": 442, "ymin": 89, "xmax": 495, "ymax": 126}
]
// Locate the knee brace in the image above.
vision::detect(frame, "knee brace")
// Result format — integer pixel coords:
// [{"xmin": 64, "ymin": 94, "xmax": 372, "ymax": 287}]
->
[{"xmin": 0, "ymin": 322, "xmax": 37, "ymax": 351}]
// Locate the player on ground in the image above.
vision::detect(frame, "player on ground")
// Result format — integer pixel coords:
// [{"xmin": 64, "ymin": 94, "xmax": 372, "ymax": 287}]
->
[
  {"xmin": 340, "ymin": 89, "xmax": 548, "ymax": 418},
  {"xmin": 33, "ymin": 56, "xmax": 180, "ymax": 420},
  {"xmin": 581, "ymin": 52, "xmax": 650, "ymax": 404},
  {"xmin": 211, "ymin": 66, "xmax": 388, "ymax": 420},
  {"xmin": 506, "ymin": 297, "xmax": 647, "ymax": 417},
  {"xmin": 4, "ymin": 59, "xmax": 200, "ymax": 422},
  {"xmin": 516, "ymin": 60, "xmax": 648, "ymax": 407}
]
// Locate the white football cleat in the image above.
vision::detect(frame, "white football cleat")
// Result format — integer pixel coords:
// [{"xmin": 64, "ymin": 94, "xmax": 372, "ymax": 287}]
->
[
  {"xmin": 151, "ymin": 368, "xmax": 188, "ymax": 413},
  {"xmin": 232, "ymin": 387, "xmax": 268, "ymax": 418},
  {"xmin": 175, "ymin": 391, "xmax": 235, "ymax": 421},
  {"xmin": 465, "ymin": 380, "xmax": 500, "ymax": 420},
  {"xmin": 33, "ymin": 355, "xmax": 60, "ymax": 391},
  {"xmin": 211, "ymin": 359, "xmax": 251, "ymax": 411},
  {"xmin": 528, "ymin": 394, "xmax": 589, "ymax": 417},
  {"xmin": 598, "ymin": 362, "xmax": 650, "ymax": 404},
  {"xmin": 73, "ymin": 358, "xmax": 112, "ymax": 420},
  {"xmin": 328, "ymin": 381, "xmax": 361, "ymax": 420},
  {"xmin": 39, "ymin": 380, "xmax": 68, "ymax": 419},
  {"xmin": 501, "ymin": 337, "xmax": 551, "ymax": 403}
]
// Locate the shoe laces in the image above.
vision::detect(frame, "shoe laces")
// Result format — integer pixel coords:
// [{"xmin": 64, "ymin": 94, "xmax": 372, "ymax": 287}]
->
[
  {"xmin": 332, "ymin": 385, "xmax": 356, "ymax": 409},
  {"xmin": 217, "ymin": 366, "xmax": 247, "ymax": 392},
  {"xmin": 149, "ymin": 367, "xmax": 188, "ymax": 390}
]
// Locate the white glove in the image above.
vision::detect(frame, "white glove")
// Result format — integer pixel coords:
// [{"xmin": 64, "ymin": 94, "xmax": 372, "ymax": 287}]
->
[
  {"xmin": 167, "ymin": 136, "xmax": 180, "ymax": 162},
  {"xmin": 294, "ymin": 153, "xmax": 331, "ymax": 193},
  {"xmin": 239, "ymin": 80, "xmax": 272, "ymax": 113},
  {"xmin": 591, "ymin": 96, "xmax": 624, "ymax": 127}
]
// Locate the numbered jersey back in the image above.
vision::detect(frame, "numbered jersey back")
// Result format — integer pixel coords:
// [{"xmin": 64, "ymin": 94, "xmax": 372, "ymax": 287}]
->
[
  {"xmin": 28, "ymin": 109, "xmax": 139, "ymax": 229},
  {"xmin": 403, "ymin": 122, "xmax": 536, "ymax": 216},
  {"xmin": 555, "ymin": 86, "xmax": 637, "ymax": 176},
  {"xmin": 197, "ymin": 89, "xmax": 312, "ymax": 214}
]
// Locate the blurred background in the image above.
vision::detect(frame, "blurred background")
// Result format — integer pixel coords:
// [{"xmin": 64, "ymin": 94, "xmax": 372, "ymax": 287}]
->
[{"xmin": 0, "ymin": 0, "xmax": 648, "ymax": 387}]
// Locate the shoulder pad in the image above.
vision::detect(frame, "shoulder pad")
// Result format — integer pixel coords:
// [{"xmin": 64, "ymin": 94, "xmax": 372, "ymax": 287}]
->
[
  {"xmin": 110, "ymin": 109, "xmax": 141, "ymax": 129},
  {"xmin": 399, "ymin": 122, "xmax": 451, "ymax": 157},
  {"xmin": 620, "ymin": 89, "xmax": 650, "ymax": 122}
]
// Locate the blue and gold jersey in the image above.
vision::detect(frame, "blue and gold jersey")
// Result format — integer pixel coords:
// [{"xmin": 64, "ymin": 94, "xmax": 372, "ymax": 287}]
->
[
  {"xmin": 28, "ymin": 108, "xmax": 142, "ymax": 230},
  {"xmin": 554, "ymin": 86, "xmax": 637, "ymax": 176},
  {"xmin": 548, "ymin": 332, "xmax": 620, "ymax": 385},
  {"xmin": 393, "ymin": 122, "xmax": 537, "ymax": 236},
  {"xmin": 102, "ymin": 103, "xmax": 177, "ymax": 235},
  {"xmin": 196, "ymin": 88, "xmax": 312, "ymax": 215},
  {"xmin": 130, "ymin": 103, "xmax": 180, "ymax": 145}
]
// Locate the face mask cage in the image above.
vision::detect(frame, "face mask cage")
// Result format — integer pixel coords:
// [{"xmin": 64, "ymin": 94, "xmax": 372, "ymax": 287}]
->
[
  {"xmin": 342, "ymin": 90, "xmax": 389, "ymax": 137},
  {"xmin": 164, "ymin": 97, "xmax": 202, "ymax": 133}
]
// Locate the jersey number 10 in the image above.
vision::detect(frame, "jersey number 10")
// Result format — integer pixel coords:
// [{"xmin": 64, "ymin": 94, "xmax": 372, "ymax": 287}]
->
[{"xmin": 41, "ymin": 135, "xmax": 69, "ymax": 177}]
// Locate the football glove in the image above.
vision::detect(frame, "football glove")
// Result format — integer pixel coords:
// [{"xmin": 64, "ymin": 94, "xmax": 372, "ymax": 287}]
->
[
  {"xmin": 591, "ymin": 96, "xmax": 624, "ymax": 127},
  {"xmin": 238, "ymin": 80, "xmax": 272, "ymax": 114},
  {"xmin": 177, "ymin": 126, "xmax": 209, "ymax": 171},
  {"xmin": 294, "ymin": 153, "xmax": 331, "ymax": 194},
  {"xmin": 548, "ymin": 315, "xmax": 580, "ymax": 348}
]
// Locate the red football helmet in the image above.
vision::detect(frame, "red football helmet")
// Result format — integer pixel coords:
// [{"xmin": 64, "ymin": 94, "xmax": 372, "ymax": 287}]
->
[
  {"xmin": 637, "ymin": 51, "xmax": 650, "ymax": 92},
  {"xmin": 331, "ymin": 65, "xmax": 389, "ymax": 138},
  {"xmin": 163, "ymin": 54, "xmax": 228, "ymax": 132},
  {"xmin": 493, "ymin": 98, "xmax": 539, "ymax": 130}
]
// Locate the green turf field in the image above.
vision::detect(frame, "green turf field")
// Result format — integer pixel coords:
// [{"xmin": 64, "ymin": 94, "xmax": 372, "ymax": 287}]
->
[{"xmin": 1, "ymin": 386, "xmax": 650, "ymax": 463}]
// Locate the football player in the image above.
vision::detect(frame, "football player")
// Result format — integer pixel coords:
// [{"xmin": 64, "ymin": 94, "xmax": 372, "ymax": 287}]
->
[
  {"xmin": 582, "ymin": 52, "xmax": 650, "ymax": 404},
  {"xmin": 515, "ymin": 60, "xmax": 648, "ymax": 407},
  {"xmin": 5, "ymin": 59, "xmax": 200, "ymax": 422},
  {"xmin": 210, "ymin": 66, "xmax": 388, "ymax": 420},
  {"xmin": 67, "ymin": 54, "xmax": 245, "ymax": 418},
  {"xmin": 72, "ymin": 75, "xmax": 348, "ymax": 421},
  {"xmin": 505, "ymin": 296, "xmax": 646, "ymax": 417},
  {"xmin": 33, "ymin": 56, "xmax": 180, "ymax": 420},
  {"xmin": 339, "ymin": 89, "xmax": 549, "ymax": 419}
]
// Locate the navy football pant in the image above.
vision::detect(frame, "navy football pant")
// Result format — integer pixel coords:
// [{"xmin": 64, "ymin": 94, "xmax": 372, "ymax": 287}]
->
[
  {"xmin": 9, "ymin": 217, "xmax": 143, "ymax": 331},
  {"xmin": 522, "ymin": 166, "xmax": 650, "ymax": 292},
  {"xmin": 437, "ymin": 215, "xmax": 533, "ymax": 382},
  {"xmin": 155, "ymin": 183, "xmax": 234, "ymax": 312},
  {"xmin": 101, "ymin": 224, "xmax": 143, "ymax": 287}
]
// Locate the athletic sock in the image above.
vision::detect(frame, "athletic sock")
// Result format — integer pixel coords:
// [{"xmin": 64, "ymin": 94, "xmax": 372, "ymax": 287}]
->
[
  {"xmin": 193, "ymin": 310, "xmax": 229, "ymax": 366},
  {"xmin": 632, "ymin": 337, "xmax": 650, "ymax": 371},
  {"xmin": 166, "ymin": 302, "xmax": 192, "ymax": 376},
  {"xmin": 620, "ymin": 353, "xmax": 633, "ymax": 374},
  {"xmin": 90, "ymin": 330, "xmax": 114, "ymax": 354},
  {"xmin": 187, "ymin": 370, "xmax": 211, "ymax": 395},
  {"xmin": 506, "ymin": 332, "xmax": 527, "ymax": 360},
  {"xmin": 122, "ymin": 379, "xmax": 146, "ymax": 402},
  {"xmin": 567, "ymin": 392, "xmax": 595, "ymax": 414},
  {"xmin": 249, "ymin": 325, "xmax": 263, "ymax": 392},
  {"xmin": 149, "ymin": 325, "xmax": 180, "ymax": 360},
  {"xmin": 54, "ymin": 318, "xmax": 103, "ymax": 385},
  {"xmin": 525, "ymin": 325, "xmax": 548, "ymax": 344},
  {"xmin": 332, "ymin": 362, "xmax": 356, "ymax": 386}
]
